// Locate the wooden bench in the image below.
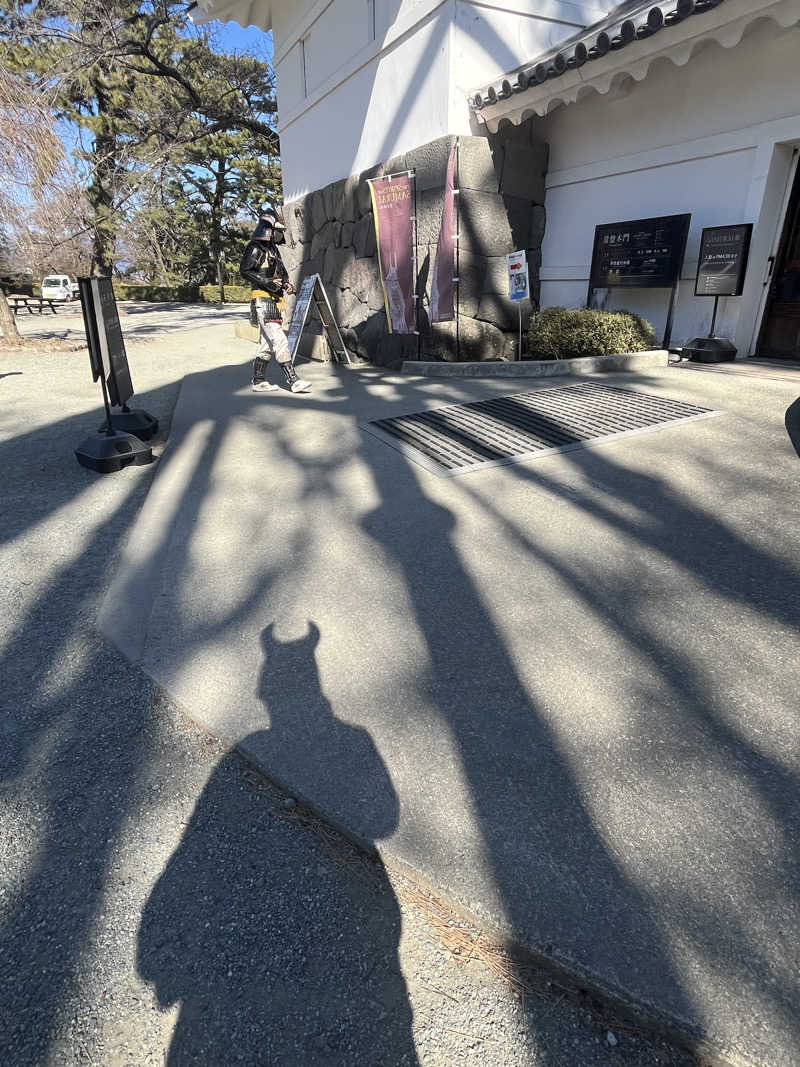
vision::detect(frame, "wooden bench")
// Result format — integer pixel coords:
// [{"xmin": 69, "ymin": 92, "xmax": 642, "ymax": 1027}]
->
[{"xmin": 7, "ymin": 294, "xmax": 60, "ymax": 316}]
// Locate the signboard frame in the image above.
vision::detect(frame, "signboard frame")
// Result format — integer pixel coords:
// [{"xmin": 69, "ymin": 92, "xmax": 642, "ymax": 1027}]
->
[
  {"xmin": 587, "ymin": 213, "xmax": 691, "ymax": 348},
  {"xmin": 286, "ymin": 274, "xmax": 351, "ymax": 365},
  {"xmin": 694, "ymin": 223, "xmax": 753, "ymax": 298}
]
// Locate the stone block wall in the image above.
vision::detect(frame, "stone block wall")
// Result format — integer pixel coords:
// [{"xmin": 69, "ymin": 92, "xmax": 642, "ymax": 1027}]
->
[{"xmin": 280, "ymin": 125, "xmax": 547, "ymax": 365}]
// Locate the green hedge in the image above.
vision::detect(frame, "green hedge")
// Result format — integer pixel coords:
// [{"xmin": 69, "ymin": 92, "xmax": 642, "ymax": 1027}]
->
[
  {"xmin": 528, "ymin": 307, "xmax": 656, "ymax": 360},
  {"xmin": 113, "ymin": 282, "xmax": 200, "ymax": 302},
  {"xmin": 198, "ymin": 284, "xmax": 251, "ymax": 303}
]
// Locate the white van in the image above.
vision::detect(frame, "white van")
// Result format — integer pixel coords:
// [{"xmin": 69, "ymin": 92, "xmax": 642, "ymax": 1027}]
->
[{"xmin": 41, "ymin": 275, "xmax": 78, "ymax": 301}]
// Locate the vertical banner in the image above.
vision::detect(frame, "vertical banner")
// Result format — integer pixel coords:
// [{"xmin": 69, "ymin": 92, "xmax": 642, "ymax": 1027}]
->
[
  {"xmin": 430, "ymin": 144, "xmax": 457, "ymax": 322},
  {"xmin": 369, "ymin": 174, "xmax": 416, "ymax": 333}
]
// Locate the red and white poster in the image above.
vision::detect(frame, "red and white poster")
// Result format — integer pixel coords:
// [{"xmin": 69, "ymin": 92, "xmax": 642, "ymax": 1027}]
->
[
  {"xmin": 369, "ymin": 174, "xmax": 416, "ymax": 334},
  {"xmin": 430, "ymin": 144, "xmax": 457, "ymax": 323}
]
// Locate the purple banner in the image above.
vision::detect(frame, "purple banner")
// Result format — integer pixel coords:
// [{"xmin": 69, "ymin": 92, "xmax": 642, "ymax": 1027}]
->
[
  {"xmin": 430, "ymin": 145, "xmax": 456, "ymax": 323},
  {"xmin": 369, "ymin": 175, "xmax": 415, "ymax": 333}
]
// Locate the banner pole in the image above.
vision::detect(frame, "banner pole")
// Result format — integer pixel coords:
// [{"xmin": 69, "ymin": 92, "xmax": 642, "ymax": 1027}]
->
[
  {"xmin": 455, "ymin": 138, "xmax": 460, "ymax": 363},
  {"xmin": 412, "ymin": 168, "xmax": 420, "ymax": 360}
]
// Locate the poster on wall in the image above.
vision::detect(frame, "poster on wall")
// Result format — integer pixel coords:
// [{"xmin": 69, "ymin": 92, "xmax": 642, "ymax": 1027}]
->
[
  {"xmin": 695, "ymin": 224, "xmax": 753, "ymax": 296},
  {"xmin": 589, "ymin": 214, "xmax": 691, "ymax": 290},
  {"xmin": 430, "ymin": 144, "xmax": 457, "ymax": 323},
  {"xmin": 368, "ymin": 173, "xmax": 416, "ymax": 333}
]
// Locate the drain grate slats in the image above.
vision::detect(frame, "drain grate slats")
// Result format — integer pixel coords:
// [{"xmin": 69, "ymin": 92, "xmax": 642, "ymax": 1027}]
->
[{"xmin": 363, "ymin": 382, "xmax": 721, "ymax": 476}]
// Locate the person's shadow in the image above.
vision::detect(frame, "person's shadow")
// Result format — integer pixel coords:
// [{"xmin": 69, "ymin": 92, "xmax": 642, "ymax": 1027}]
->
[{"xmin": 137, "ymin": 621, "xmax": 418, "ymax": 1066}]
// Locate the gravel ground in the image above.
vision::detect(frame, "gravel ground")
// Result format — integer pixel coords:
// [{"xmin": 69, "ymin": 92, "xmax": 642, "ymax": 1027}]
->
[{"xmin": 0, "ymin": 316, "xmax": 698, "ymax": 1067}]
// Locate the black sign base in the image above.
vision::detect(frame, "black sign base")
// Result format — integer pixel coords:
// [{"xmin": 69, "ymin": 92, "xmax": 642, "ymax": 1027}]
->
[
  {"xmin": 75, "ymin": 431, "xmax": 154, "ymax": 473},
  {"xmin": 683, "ymin": 337, "xmax": 737, "ymax": 363},
  {"xmin": 98, "ymin": 407, "xmax": 158, "ymax": 441}
]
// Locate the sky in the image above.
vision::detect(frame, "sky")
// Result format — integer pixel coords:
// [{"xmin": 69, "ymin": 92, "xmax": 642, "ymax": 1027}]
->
[{"xmin": 209, "ymin": 19, "xmax": 274, "ymax": 61}]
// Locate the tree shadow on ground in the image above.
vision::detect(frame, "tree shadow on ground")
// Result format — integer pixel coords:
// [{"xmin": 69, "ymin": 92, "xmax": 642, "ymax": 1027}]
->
[
  {"xmin": 328, "ymin": 364, "xmax": 799, "ymax": 1060},
  {"xmin": 0, "ymin": 354, "xmax": 418, "ymax": 1065},
  {"xmin": 137, "ymin": 621, "xmax": 418, "ymax": 1066}
]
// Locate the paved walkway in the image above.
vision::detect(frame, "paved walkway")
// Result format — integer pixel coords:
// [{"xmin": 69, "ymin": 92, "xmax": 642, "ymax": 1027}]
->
[{"xmin": 99, "ymin": 352, "xmax": 800, "ymax": 1067}]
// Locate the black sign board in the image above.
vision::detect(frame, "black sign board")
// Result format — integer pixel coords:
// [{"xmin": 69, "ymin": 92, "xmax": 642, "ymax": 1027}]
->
[
  {"xmin": 286, "ymin": 274, "xmax": 350, "ymax": 364},
  {"xmin": 78, "ymin": 276, "xmax": 134, "ymax": 406},
  {"xmin": 695, "ymin": 224, "xmax": 753, "ymax": 297},
  {"xmin": 589, "ymin": 213, "xmax": 691, "ymax": 290}
]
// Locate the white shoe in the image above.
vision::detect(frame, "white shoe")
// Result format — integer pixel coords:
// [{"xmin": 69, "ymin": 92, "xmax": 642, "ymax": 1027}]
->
[
  {"xmin": 252, "ymin": 381, "xmax": 279, "ymax": 392},
  {"xmin": 290, "ymin": 378, "xmax": 312, "ymax": 393}
]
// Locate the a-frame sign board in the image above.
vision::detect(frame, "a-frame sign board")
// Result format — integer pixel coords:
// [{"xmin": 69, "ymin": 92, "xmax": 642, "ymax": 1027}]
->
[{"xmin": 287, "ymin": 275, "xmax": 351, "ymax": 365}]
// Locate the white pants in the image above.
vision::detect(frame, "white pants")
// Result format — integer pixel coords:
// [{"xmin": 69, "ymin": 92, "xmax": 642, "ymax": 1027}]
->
[
  {"xmin": 256, "ymin": 312, "xmax": 290, "ymax": 364},
  {"xmin": 253, "ymin": 303, "xmax": 291, "ymax": 384}
]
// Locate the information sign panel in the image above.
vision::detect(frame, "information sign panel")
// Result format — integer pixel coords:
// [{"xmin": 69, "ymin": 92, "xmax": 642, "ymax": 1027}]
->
[
  {"xmin": 695, "ymin": 224, "xmax": 753, "ymax": 297},
  {"xmin": 589, "ymin": 214, "xmax": 691, "ymax": 290},
  {"xmin": 84, "ymin": 277, "xmax": 134, "ymax": 406},
  {"xmin": 286, "ymin": 274, "xmax": 350, "ymax": 364},
  {"xmin": 506, "ymin": 250, "xmax": 529, "ymax": 301}
]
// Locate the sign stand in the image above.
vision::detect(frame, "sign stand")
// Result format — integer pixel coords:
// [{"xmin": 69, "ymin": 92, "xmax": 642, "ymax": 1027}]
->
[
  {"xmin": 683, "ymin": 223, "xmax": 753, "ymax": 363},
  {"xmin": 507, "ymin": 250, "xmax": 530, "ymax": 360},
  {"xmin": 75, "ymin": 277, "xmax": 155, "ymax": 473},
  {"xmin": 286, "ymin": 274, "xmax": 351, "ymax": 365},
  {"xmin": 587, "ymin": 214, "xmax": 691, "ymax": 349}
]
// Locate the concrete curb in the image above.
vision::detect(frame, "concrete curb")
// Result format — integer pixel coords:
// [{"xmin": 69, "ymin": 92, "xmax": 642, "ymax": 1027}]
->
[{"xmin": 400, "ymin": 349, "xmax": 668, "ymax": 378}]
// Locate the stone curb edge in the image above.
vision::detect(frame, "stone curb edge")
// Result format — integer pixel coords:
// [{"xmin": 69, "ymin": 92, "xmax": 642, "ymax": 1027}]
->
[{"xmin": 400, "ymin": 350, "xmax": 669, "ymax": 378}]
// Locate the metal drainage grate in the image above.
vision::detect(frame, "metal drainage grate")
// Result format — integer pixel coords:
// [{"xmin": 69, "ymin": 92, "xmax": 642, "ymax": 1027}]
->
[{"xmin": 363, "ymin": 382, "xmax": 722, "ymax": 476}]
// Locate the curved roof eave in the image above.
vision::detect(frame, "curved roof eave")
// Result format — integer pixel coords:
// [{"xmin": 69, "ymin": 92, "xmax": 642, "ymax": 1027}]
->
[
  {"xmin": 191, "ymin": 0, "xmax": 273, "ymax": 31},
  {"xmin": 470, "ymin": 0, "xmax": 800, "ymax": 132}
]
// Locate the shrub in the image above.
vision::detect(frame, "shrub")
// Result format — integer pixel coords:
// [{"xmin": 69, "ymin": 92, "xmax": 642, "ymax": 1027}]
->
[
  {"xmin": 112, "ymin": 282, "xmax": 200, "ymax": 302},
  {"xmin": 527, "ymin": 307, "xmax": 656, "ymax": 361},
  {"xmin": 199, "ymin": 284, "xmax": 251, "ymax": 303}
]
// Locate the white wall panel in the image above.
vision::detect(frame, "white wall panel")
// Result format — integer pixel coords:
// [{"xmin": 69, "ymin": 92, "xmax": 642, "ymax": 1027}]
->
[{"xmin": 537, "ymin": 21, "xmax": 800, "ymax": 352}]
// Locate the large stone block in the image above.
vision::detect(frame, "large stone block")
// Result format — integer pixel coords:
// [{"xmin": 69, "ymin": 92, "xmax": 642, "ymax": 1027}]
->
[
  {"xmin": 458, "ymin": 136, "xmax": 503, "ymax": 194},
  {"xmin": 424, "ymin": 316, "xmax": 506, "ymax": 362},
  {"xmin": 311, "ymin": 190, "xmax": 327, "ymax": 232},
  {"xmin": 341, "ymin": 175, "xmax": 360, "ymax": 223},
  {"xmin": 342, "ymin": 256, "xmax": 383, "ymax": 311},
  {"xmin": 416, "ymin": 187, "xmax": 446, "ymax": 246},
  {"xmin": 408, "ymin": 135, "xmax": 454, "ymax": 193},
  {"xmin": 311, "ymin": 219, "xmax": 340, "ymax": 258},
  {"xmin": 375, "ymin": 330, "xmax": 417, "ymax": 368},
  {"xmin": 384, "ymin": 151, "xmax": 408, "ymax": 178},
  {"xmin": 323, "ymin": 178, "xmax": 345, "ymax": 221},
  {"xmin": 459, "ymin": 190, "xmax": 512, "ymax": 257},
  {"xmin": 330, "ymin": 285, "xmax": 365, "ymax": 328},
  {"xmin": 341, "ymin": 221, "xmax": 356, "ymax": 248},
  {"xmin": 353, "ymin": 213, "xmax": 377, "ymax": 259},
  {"xmin": 455, "ymin": 252, "xmax": 488, "ymax": 319},
  {"xmin": 499, "ymin": 140, "xmax": 548, "ymax": 204},
  {"xmin": 355, "ymin": 310, "xmax": 389, "ymax": 357},
  {"xmin": 280, "ymin": 240, "xmax": 304, "ymax": 276},
  {"xmin": 357, "ymin": 162, "xmax": 384, "ymax": 216},
  {"xmin": 323, "ymin": 245, "xmax": 355, "ymax": 287},
  {"xmin": 285, "ymin": 197, "xmax": 312, "ymax": 245}
]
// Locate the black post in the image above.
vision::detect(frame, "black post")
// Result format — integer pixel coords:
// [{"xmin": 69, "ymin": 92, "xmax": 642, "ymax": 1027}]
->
[
  {"xmin": 99, "ymin": 369, "xmax": 115, "ymax": 436},
  {"xmin": 412, "ymin": 169, "xmax": 420, "ymax": 361},
  {"xmin": 455, "ymin": 138, "xmax": 461, "ymax": 363},
  {"xmin": 709, "ymin": 295, "xmax": 719, "ymax": 338},
  {"xmin": 663, "ymin": 281, "xmax": 679, "ymax": 349}
]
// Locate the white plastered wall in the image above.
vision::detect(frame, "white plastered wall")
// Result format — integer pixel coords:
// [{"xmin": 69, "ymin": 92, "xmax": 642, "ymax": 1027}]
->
[
  {"xmin": 534, "ymin": 19, "xmax": 800, "ymax": 354},
  {"xmin": 272, "ymin": 0, "xmax": 607, "ymax": 199}
]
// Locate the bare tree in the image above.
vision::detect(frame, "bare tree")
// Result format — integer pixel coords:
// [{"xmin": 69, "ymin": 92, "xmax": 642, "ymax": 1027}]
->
[{"xmin": 0, "ymin": 65, "xmax": 68, "ymax": 344}]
